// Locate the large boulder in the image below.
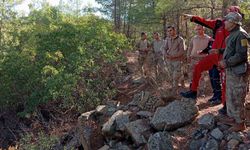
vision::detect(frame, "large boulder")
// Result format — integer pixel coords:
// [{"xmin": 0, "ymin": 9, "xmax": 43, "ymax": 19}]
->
[
  {"xmin": 125, "ymin": 119, "xmax": 151, "ymax": 146},
  {"xmin": 150, "ymin": 99, "xmax": 198, "ymax": 131}
]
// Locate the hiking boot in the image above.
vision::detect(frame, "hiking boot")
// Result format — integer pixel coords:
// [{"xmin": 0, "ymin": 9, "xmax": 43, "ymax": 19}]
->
[
  {"xmin": 180, "ymin": 91, "xmax": 197, "ymax": 99},
  {"xmin": 218, "ymin": 104, "xmax": 227, "ymax": 115}
]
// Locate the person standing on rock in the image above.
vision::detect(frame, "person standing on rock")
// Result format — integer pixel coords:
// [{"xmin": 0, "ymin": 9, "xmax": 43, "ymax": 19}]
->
[
  {"xmin": 218, "ymin": 12, "xmax": 249, "ymax": 132},
  {"xmin": 187, "ymin": 25, "xmax": 211, "ymax": 96},
  {"xmin": 151, "ymin": 32, "xmax": 167, "ymax": 82},
  {"xmin": 136, "ymin": 32, "xmax": 151, "ymax": 77},
  {"xmin": 165, "ymin": 25, "xmax": 185, "ymax": 94}
]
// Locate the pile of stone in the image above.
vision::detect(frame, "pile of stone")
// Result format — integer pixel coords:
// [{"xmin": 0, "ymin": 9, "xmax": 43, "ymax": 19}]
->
[
  {"xmin": 77, "ymin": 92, "xmax": 199, "ymax": 150},
  {"xmin": 189, "ymin": 113, "xmax": 250, "ymax": 150}
]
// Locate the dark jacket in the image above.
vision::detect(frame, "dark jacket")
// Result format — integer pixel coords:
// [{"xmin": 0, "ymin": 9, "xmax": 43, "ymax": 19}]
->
[{"xmin": 223, "ymin": 26, "xmax": 250, "ymax": 75}]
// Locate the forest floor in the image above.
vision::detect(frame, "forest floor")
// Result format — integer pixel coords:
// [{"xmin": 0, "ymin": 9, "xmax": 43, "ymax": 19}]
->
[{"xmin": 1, "ymin": 51, "xmax": 250, "ymax": 150}]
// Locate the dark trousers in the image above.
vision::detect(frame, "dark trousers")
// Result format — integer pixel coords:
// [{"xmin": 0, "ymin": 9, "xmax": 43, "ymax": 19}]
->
[{"xmin": 209, "ymin": 65, "xmax": 222, "ymax": 99}]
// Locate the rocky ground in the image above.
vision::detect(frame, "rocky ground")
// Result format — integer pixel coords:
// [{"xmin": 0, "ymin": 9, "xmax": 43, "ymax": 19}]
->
[
  {"xmin": 1, "ymin": 51, "xmax": 250, "ymax": 150},
  {"xmin": 74, "ymin": 51, "xmax": 250, "ymax": 150}
]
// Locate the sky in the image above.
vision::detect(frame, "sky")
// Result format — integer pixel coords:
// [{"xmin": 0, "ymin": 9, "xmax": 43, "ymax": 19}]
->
[{"xmin": 15, "ymin": 0, "xmax": 102, "ymax": 16}]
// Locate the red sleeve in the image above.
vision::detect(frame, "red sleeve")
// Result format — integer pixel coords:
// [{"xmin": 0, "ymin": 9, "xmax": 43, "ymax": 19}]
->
[{"xmin": 191, "ymin": 16, "xmax": 217, "ymax": 30}]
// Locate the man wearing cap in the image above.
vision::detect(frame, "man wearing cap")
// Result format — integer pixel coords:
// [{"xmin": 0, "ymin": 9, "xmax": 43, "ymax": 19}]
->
[
  {"xmin": 219, "ymin": 12, "xmax": 249, "ymax": 131},
  {"xmin": 180, "ymin": 6, "xmax": 243, "ymax": 115}
]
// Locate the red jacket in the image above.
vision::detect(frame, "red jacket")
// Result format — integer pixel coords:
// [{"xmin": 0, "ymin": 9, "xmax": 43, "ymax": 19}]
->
[{"xmin": 191, "ymin": 16, "xmax": 230, "ymax": 49}]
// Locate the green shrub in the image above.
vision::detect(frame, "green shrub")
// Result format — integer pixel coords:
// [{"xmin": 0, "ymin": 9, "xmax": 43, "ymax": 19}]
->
[{"xmin": 0, "ymin": 7, "xmax": 130, "ymax": 114}]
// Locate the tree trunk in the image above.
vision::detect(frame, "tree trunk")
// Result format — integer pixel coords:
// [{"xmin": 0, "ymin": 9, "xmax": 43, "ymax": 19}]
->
[
  {"xmin": 117, "ymin": 0, "xmax": 121, "ymax": 32},
  {"xmin": 210, "ymin": 0, "xmax": 215, "ymax": 19},
  {"xmin": 0, "ymin": 0, "xmax": 4, "ymax": 48},
  {"xmin": 176, "ymin": 11, "xmax": 180, "ymax": 34},
  {"xmin": 162, "ymin": 13, "xmax": 167, "ymax": 39},
  {"xmin": 114, "ymin": 0, "xmax": 117, "ymax": 32}
]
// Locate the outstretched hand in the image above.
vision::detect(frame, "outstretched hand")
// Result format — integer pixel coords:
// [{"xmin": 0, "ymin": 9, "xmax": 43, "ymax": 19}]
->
[
  {"xmin": 183, "ymin": 14, "xmax": 193, "ymax": 20},
  {"xmin": 218, "ymin": 60, "xmax": 226, "ymax": 69}
]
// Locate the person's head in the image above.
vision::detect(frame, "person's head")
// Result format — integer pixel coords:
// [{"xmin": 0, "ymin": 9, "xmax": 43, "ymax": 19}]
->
[
  {"xmin": 195, "ymin": 25, "xmax": 205, "ymax": 36},
  {"xmin": 141, "ymin": 32, "xmax": 147, "ymax": 40},
  {"xmin": 153, "ymin": 32, "xmax": 160, "ymax": 40},
  {"xmin": 167, "ymin": 25, "xmax": 176, "ymax": 37},
  {"xmin": 224, "ymin": 12, "xmax": 242, "ymax": 31},
  {"xmin": 227, "ymin": 6, "xmax": 244, "ymax": 19}
]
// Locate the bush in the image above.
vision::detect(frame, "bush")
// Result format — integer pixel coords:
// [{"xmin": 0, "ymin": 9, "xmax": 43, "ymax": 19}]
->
[{"xmin": 0, "ymin": 7, "xmax": 130, "ymax": 114}]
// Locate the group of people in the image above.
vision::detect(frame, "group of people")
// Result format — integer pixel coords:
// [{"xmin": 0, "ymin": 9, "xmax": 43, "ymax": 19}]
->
[
  {"xmin": 136, "ymin": 25, "xmax": 185, "ymax": 93},
  {"xmin": 136, "ymin": 6, "xmax": 250, "ymax": 132}
]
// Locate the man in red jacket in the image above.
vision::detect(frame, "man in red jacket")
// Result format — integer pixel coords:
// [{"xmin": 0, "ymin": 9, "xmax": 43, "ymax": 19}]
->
[{"xmin": 180, "ymin": 6, "xmax": 243, "ymax": 115}]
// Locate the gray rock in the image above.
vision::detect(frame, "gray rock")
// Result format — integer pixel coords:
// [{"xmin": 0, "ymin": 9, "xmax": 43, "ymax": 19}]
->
[
  {"xmin": 110, "ymin": 142, "xmax": 131, "ymax": 150},
  {"xmin": 115, "ymin": 111, "xmax": 131, "ymax": 131},
  {"xmin": 203, "ymin": 138, "xmax": 219, "ymax": 150},
  {"xmin": 137, "ymin": 111, "xmax": 153, "ymax": 118},
  {"xmin": 106, "ymin": 100, "xmax": 119, "ymax": 107},
  {"xmin": 198, "ymin": 113, "xmax": 215, "ymax": 129},
  {"xmin": 98, "ymin": 145, "xmax": 110, "ymax": 150},
  {"xmin": 102, "ymin": 110, "xmax": 124, "ymax": 135},
  {"xmin": 147, "ymin": 132, "xmax": 173, "ymax": 150},
  {"xmin": 210, "ymin": 128, "xmax": 224, "ymax": 140},
  {"xmin": 226, "ymin": 132, "xmax": 244, "ymax": 142},
  {"xmin": 192, "ymin": 128, "xmax": 208, "ymax": 140},
  {"xmin": 176, "ymin": 127, "xmax": 187, "ymax": 134},
  {"xmin": 125, "ymin": 119, "xmax": 151, "ymax": 146},
  {"xmin": 95, "ymin": 105, "xmax": 118, "ymax": 116},
  {"xmin": 189, "ymin": 138, "xmax": 206, "ymax": 150},
  {"xmin": 217, "ymin": 123, "xmax": 231, "ymax": 132},
  {"xmin": 227, "ymin": 139, "xmax": 240, "ymax": 150},
  {"xmin": 150, "ymin": 99, "xmax": 198, "ymax": 131}
]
